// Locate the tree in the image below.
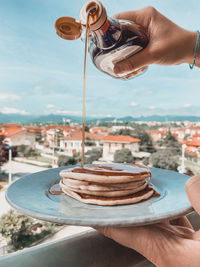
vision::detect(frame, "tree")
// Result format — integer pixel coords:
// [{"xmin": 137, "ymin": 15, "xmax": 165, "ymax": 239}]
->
[
  {"xmin": 114, "ymin": 148, "xmax": 133, "ymax": 163},
  {"xmin": 162, "ymin": 131, "xmax": 181, "ymax": 155},
  {"xmin": 0, "ymin": 136, "xmax": 17, "ymax": 170},
  {"xmin": 0, "ymin": 210, "xmax": 61, "ymax": 250},
  {"xmin": 17, "ymin": 145, "xmax": 40, "ymax": 157},
  {"xmin": 57, "ymin": 155, "xmax": 77, "ymax": 167},
  {"xmin": 84, "ymin": 148, "xmax": 102, "ymax": 164},
  {"xmin": 150, "ymin": 150, "xmax": 178, "ymax": 171},
  {"xmin": 0, "ymin": 135, "xmax": 8, "ymax": 168},
  {"xmin": 131, "ymin": 128, "xmax": 156, "ymax": 153},
  {"xmin": 84, "ymin": 137, "xmax": 95, "ymax": 146},
  {"xmin": 84, "ymin": 125, "xmax": 90, "ymax": 132}
]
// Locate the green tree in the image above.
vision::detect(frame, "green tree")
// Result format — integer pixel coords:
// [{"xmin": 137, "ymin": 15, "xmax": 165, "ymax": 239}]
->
[
  {"xmin": 0, "ymin": 210, "xmax": 34, "ymax": 249},
  {"xmin": 162, "ymin": 131, "xmax": 181, "ymax": 155},
  {"xmin": 111, "ymin": 128, "xmax": 133, "ymax": 136},
  {"xmin": 17, "ymin": 145, "xmax": 40, "ymax": 157},
  {"xmin": 0, "ymin": 135, "xmax": 8, "ymax": 169},
  {"xmin": 131, "ymin": 128, "xmax": 156, "ymax": 153},
  {"xmin": 84, "ymin": 137, "xmax": 95, "ymax": 146},
  {"xmin": 114, "ymin": 148, "xmax": 133, "ymax": 163},
  {"xmin": 150, "ymin": 150, "xmax": 178, "ymax": 171},
  {"xmin": 84, "ymin": 148, "xmax": 102, "ymax": 164},
  {"xmin": 57, "ymin": 155, "xmax": 77, "ymax": 167},
  {"xmin": 84, "ymin": 125, "xmax": 90, "ymax": 132},
  {"xmin": 0, "ymin": 210, "xmax": 61, "ymax": 250},
  {"xmin": 0, "ymin": 136, "xmax": 17, "ymax": 170}
]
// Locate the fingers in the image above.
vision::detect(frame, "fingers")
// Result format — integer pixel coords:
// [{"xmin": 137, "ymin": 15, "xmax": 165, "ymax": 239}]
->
[
  {"xmin": 171, "ymin": 216, "xmax": 193, "ymax": 230},
  {"xmin": 185, "ymin": 175, "xmax": 200, "ymax": 215},
  {"xmin": 114, "ymin": 46, "xmax": 153, "ymax": 74},
  {"xmin": 157, "ymin": 223, "xmax": 194, "ymax": 239},
  {"xmin": 113, "ymin": 6, "xmax": 155, "ymax": 28}
]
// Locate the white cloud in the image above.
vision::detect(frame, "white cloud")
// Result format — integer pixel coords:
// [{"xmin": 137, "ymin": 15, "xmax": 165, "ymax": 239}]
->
[
  {"xmin": 55, "ymin": 110, "xmax": 82, "ymax": 116},
  {"xmin": 44, "ymin": 104, "xmax": 81, "ymax": 116},
  {"xmin": 130, "ymin": 101, "xmax": 138, "ymax": 107},
  {"xmin": 106, "ymin": 114, "xmax": 113, "ymax": 118},
  {"xmin": 148, "ymin": 106, "xmax": 156, "ymax": 110},
  {"xmin": 183, "ymin": 104, "xmax": 191, "ymax": 108},
  {"xmin": 0, "ymin": 93, "xmax": 20, "ymax": 101},
  {"xmin": 46, "ymin": 104, "xmax": 56, "ymax": 109},
  {"xmin": 1, "ymin": 107, "xmax": 29, "ymax": 115}
]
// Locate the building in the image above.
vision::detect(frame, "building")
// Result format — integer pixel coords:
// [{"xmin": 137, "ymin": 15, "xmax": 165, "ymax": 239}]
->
[
  {"xmin": 44, "ymin": 125, "xmax": 80, "ymax": 148},
  {"xmin": 0, "ymin": 124, "xmax": 35, "ymax": 146},
  {"xmin": 60, "ymin": 131, "xmax": 104, "ymax": 156},
  {"xmin": 102, "ymin": 135, "xmax": 140, "ymax": 162},
  {"xmin": 148, "ymin": 130, "xmax": 167, "ymax": 142},
  {"xmin": 89, "ymin": 127, "xmax": 108, "ymax": 135}
]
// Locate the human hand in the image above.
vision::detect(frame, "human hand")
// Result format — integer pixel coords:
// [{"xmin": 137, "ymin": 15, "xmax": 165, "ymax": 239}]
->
[
  {"xmin": 95, "ymin": 175, "xmax": 200, "ymax": 267},
  {"xmin": 113, "ymin": 7, "xmax": 200, "ymax": 74}
]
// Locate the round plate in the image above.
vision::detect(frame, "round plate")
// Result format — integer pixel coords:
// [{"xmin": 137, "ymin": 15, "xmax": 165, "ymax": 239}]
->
[{"xmin": 6, "ymin": 166, "xmax": 193, "ymax": 227}]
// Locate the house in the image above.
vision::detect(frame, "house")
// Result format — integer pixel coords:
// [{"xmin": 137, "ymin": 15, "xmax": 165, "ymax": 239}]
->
[
  {"xmin": 59, "ymin": 131, "xmax": 104, "ymax": 156},
  {"xmin": 187, "ymin": 126, "xmax": 200, "ymax": 136},
  {"xmin": 44, "ymin": 125, "xmax": 80, "ymax": 148},
  {"xmin": 24, "ymin": 126, "xmax": 45, "ymax": 143},
  {"xmin": 148, "ymin": 130, "xmax": 167, "ymax": 142},
  {"xmin": 172, "ymin": 127, "xmax": 200, "ymax": 142},
  {"xmin": 0, "ymin": 124, "xmax": 35, "ymax": 147},
  {"xmin": 89, "ymin": 127, "xmax": 108, "ymax": 135},
  {"xmin": 102, "ymin": 135, "xmax": 140, "ymax": 162}
]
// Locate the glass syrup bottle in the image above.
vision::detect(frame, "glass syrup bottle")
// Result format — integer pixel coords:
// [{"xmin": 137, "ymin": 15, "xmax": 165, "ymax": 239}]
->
[{"xmin": 55, "ymin": 0, "xmax": 148, "ymax": 80}]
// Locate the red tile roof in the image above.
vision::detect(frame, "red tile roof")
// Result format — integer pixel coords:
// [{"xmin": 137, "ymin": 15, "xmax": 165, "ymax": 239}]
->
[
  {"xmin": 1, "ymin": 123, "xmax": 22, "ymax": 128},
  {"xmin": 24, "ymin": 126, "xmax": 43, "ymax": 131},
  {"xmin": 86, "ymin": 133, "xmax": 104, "ymax": 140},
  {"xmin": 45, "ymin": 125, "xmax": 80, "ymax": 132},
  {"xmin": 177, "ymin": 128, "xmax": 186, "ymax": 131},
  {"xmin": 184, "ymin": 140, "xmax": 200, "ymax": 147},
  {"xmin": 192, "ymin": 134, "xmax": 200, "ymax": 138},
  {"xmin": 0, "ymin": 128, "xmax": 26, "ymax": 137},
  {"xmin": 62, "ymin": 131, "xmax": 104, "ymax": 141},
  {"xmin": 103, "ymin": 135, "xmax": 140, "ymax": 143},
  {"xmin": 188, "ymin": 126, "xmax": 200, "ymax": 130},
  {"xmin": 90, "ymin": 127, "xmax": 108, "ymax": 133}
]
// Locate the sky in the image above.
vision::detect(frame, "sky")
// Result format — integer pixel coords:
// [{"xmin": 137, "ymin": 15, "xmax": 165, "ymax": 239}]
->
[{"xmin": 0, "ymin": 0, "xmax": 200, "ymax": 118}]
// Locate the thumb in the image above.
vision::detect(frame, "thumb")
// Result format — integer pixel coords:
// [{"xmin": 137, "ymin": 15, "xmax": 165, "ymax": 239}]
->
[
  {"xmin": 113, "ymin": 46, "xmax": 153, "ymax": 74},
  {"xmin": 185, "ymin": 175, "xmax": 200, "ymax": 215}
]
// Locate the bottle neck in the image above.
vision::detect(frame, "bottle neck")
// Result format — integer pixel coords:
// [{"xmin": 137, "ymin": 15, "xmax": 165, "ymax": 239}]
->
[{"xmin": 90, "ymin": 17, "xmax": 122, "ymax": 49}]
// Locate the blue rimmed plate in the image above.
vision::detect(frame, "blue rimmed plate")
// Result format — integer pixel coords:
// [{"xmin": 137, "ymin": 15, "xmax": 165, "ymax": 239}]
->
[{"xmin": 6, "ymin": 166, "xmax": 193, "ymax": 227}]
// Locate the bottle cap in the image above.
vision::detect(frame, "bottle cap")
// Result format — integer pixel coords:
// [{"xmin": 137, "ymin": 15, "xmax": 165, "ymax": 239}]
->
[
  {"xmin": 80, "ymin": 0, "xmax": 107, "ymax": 31},
  {"xmin": 55, "ymin": 17, "xmax": 82, "ymax": 40}
]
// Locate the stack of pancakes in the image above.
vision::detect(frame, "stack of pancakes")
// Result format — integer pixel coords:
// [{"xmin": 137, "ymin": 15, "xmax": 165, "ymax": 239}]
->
[{"xmin": 59, "ymin": 163, "xmax": 154, "ymax": 206}]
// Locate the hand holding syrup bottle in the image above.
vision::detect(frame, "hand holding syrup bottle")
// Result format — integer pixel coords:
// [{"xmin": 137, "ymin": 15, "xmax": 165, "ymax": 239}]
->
[{"xmin": 55, "ymin": 0, "xmax": 148, "ymax": 80}]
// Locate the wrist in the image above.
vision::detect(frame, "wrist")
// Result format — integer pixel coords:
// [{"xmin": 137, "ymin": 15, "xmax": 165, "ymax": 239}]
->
[{"xmin": 184, "ymin": 30, "xmax": 200, "ymax": 67}]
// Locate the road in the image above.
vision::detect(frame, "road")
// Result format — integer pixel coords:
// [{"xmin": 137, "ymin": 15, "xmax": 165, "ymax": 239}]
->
[
  {"xmin": 2, "ymin": 161, "xmax": 49, "ymax": 181},
  {"xmin": 0, "ymin": 161, "xmax": 49, "ymax": 216}
]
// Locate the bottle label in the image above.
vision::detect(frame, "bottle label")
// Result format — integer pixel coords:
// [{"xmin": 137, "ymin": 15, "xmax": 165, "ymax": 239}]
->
[{"xmin": 95, "ymin": 45, "xmax": 142, "ymax": 77}]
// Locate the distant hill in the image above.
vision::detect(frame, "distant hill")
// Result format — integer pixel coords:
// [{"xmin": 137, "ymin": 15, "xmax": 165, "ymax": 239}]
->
[{"xmin": 1, "ymin": 112, "xmax": 200, "ymax": 124}]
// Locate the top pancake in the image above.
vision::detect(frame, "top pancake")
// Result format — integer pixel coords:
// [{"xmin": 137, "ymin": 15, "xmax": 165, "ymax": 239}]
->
[{"xmin": 59, "ymin": 163, "xmax": 151, "ymax": 183}]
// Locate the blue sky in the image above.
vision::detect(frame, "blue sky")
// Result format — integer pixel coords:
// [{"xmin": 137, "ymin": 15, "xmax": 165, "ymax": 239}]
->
[{"xmin": 0, "ymin": 0, "xmax": 200, "ymax": 118}]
